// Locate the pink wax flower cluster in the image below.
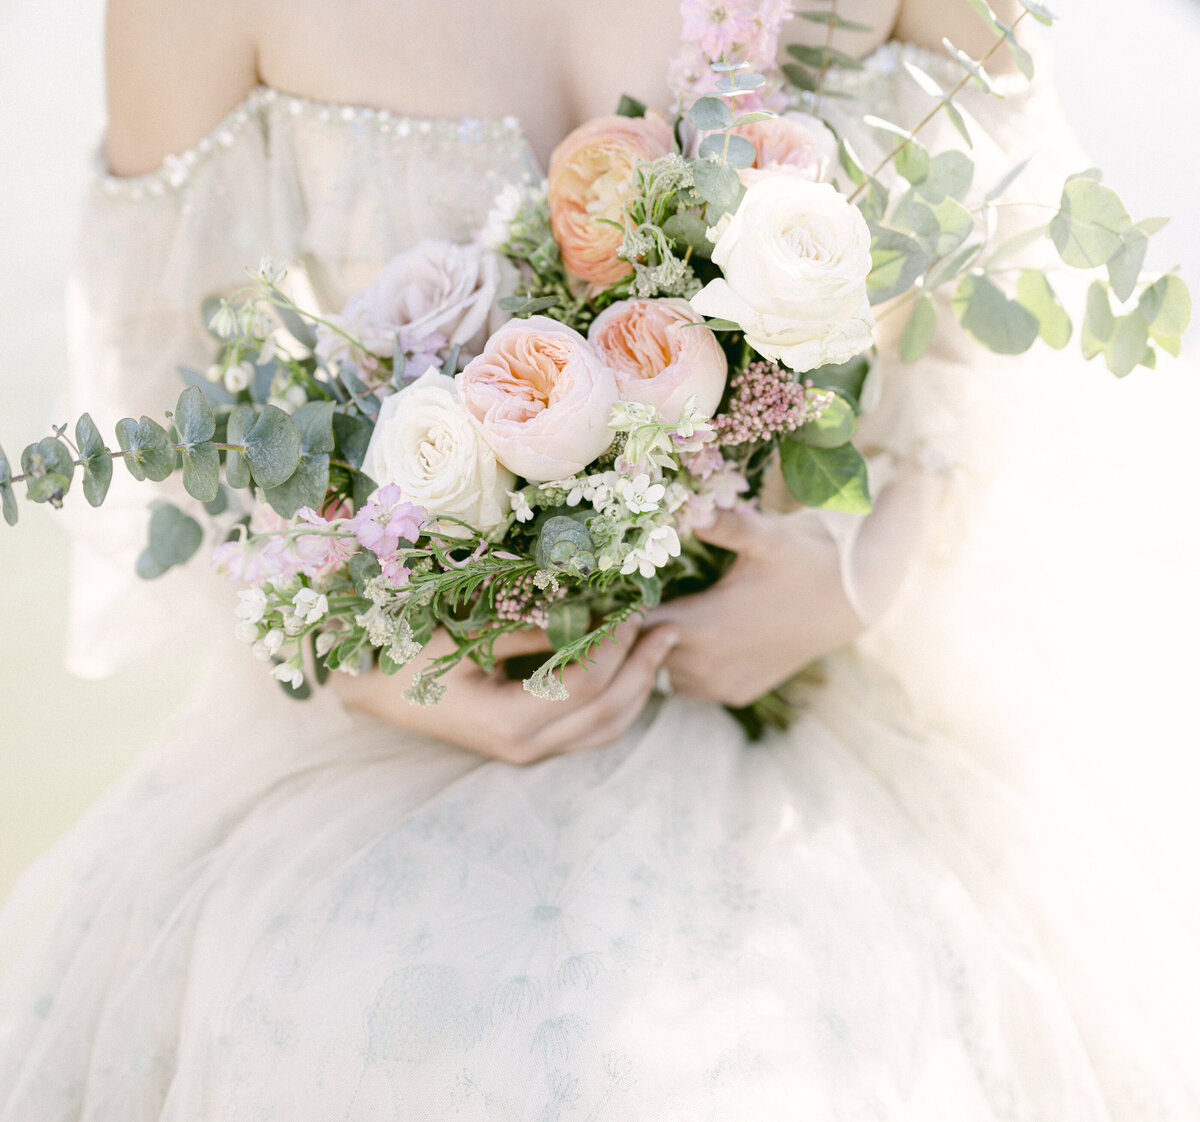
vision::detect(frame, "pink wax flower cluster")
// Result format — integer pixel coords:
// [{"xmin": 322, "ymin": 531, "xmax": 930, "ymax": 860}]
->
[{"xmin": 713, "ymin": 361, "xmax": 835, "ymax": 445}]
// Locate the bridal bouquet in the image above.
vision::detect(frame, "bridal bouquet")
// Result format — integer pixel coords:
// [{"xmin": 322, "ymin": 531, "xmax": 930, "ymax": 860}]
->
[{"xmin": 0, "ymin": 0, "xmax": 1189, "ymax": 732}]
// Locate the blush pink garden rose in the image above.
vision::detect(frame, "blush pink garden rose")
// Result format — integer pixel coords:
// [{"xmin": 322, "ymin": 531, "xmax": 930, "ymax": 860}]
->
[
  {"xmin": 315, "ymin": 239, "xmax": 504, "ymax": 378},
  {"xmin": 547, "ymin": 114, "xmax": 675, "ymax": 287},
  {"xmin": 733, "ymin": 113, "xmax": 838, "ymax": 186},
  {"xmin": 587, "ymin": 298, "xmax": 728, "ymax": 423},
  {"xmin": 456, "ymin": 316, "xmax": 620, "ymax": 482}
]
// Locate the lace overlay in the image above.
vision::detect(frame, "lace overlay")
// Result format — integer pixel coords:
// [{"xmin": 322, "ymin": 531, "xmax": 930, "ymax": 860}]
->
[{"xmin": 2, "ymin": 44, "xmax": 1199, "ymax": 1122}]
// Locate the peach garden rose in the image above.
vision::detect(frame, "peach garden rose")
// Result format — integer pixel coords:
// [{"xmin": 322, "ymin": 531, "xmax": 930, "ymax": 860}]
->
[
  {"xmin": 733, "ymin": 112, "xmax": 838, "ymax": 186},
  {"xmin": 456, "ymin": 316, "xmax": 620, "ymax": 482},
  {"xmin": 547, "ymin": 113, "xmax": 676, "ymax": 287},
  {"xmin": 588, "ymin": 298, "xmax": 728, "ymax": 423}
]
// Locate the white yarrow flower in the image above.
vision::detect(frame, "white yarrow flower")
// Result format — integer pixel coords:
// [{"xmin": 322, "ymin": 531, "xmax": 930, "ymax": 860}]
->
[{"xmin": 235, "ymin": 587, "xmax": 268, "ymax": 623}]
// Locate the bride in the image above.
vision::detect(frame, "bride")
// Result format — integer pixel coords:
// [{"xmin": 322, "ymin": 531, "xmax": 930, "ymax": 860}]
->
[{"xmin": 2, "ymin": 0, "xmax": 1199, "ymax": 1117}]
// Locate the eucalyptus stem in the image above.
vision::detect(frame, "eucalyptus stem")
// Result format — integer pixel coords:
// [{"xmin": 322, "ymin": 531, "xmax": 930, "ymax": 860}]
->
[
  {"xmin": 813, "ymin": 0, "xmax": 840, "ymax": 115},
  {"xmin": 847, "ymin": 8, "xmax": 1030, "ymax": 204}
]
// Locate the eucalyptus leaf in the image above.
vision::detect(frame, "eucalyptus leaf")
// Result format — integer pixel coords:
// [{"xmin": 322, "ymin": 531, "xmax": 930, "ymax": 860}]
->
[
  {"xmin": 692, "ymin": 159, "xmax": 742, "ymax": 211},
  {"xmin": 1107, "ymin": 229, "xmax": 1148, "ymax": 303},
  {"xmin": 174, "ymin": 385, "xmax": 216, "ymax": 444},
  {"xmin": 1016, "ymin": 270, "xmax": 1072, "ymax": 349},
  {"xmin": 76, "ymin": 413, "xmax": 113, "ymax": 507},
  {"xmin": 332, "ymin": 411, "xmax": 373, "ymax": 469},
  {"xmin": 867, "ymin": 227, "xmax": 927, "ymax": 305},
  {"xmin": 925, "ymin": 242, "xmax": 983, "ymax": 290},
  {"xmin": 115, "ymin": 416, "xmax": 176, "ymax": 482},
  {"xmin": 0, "ymin": 442, "xmax": 17, "ymax": 526},
  {"xmin": 899, "ymin": 294, "xmax": 939, "ymax": 361},
  {"xmin": 714, "ymin": 72, "xmax": 766, "ymax": 94},
  {"xmin": 781, "ymin": 63, "xmax": 817, "ymax": 92},
  {"xmin": 857, "ymin": 178, "xmax": 889, "ymax": 225},
  {"xmin": 616, "ymin": 93, "xmax": 647, "ymax": 118},
  {"xmin": 780, "ymin": 440, "xmax": 872, "ymax": 514},
  {"xmin": 352, "ymin": 469, "xmax": 378, "ymax": 511},
  {"xmin": 799, "ymin": 10, "xmax": 873, "ymax": 31},
  {"xmin": 963, "ymin": 0, "xmax": 1004, "ymax": 35},
  {"xmin": 1081, "ymin": 281, "xmax": 1115, "ymax": 358},
  {"xmin": 795, "ymin": 393, "xmax": 857, "ymax": 447},
  {"xmin": 548, "ymin": 601, "xmax": 592, "ymax": 650},
  {"xmin": 662, "ymin": 212, "xmax": 713, "ymax": 256},
  {"xmin": 984, "ymin": 225, "xmax": 1046, "ymax": 268},
  {"xmin": 917, "ymin": 150, "xmax": 974, "ymax": 203},
  {"xmin": 809, "ymin": 356, "xmax": 871, "ymax": 411},
  {"xmin": 695, "ymin": 317, "xmax": 741, "ymax": 332},
  {"xmin": 952, "ymin": 274, "xmax": 1039, "ymax": 353},
  {"xmin": 1104, "ymin": 312, "xmax": 1150, "ymax": 377},
  {"xmin": 1137, "ymin": 274, "xmax": 1191, "ymax": 339},
  {"xmin": 274, "ymin": 302, "xmax": 317, "ymax": 349},
  {"xmin": 180, "ymin": 442, "xmax": 220, "ymax": 503},
  {"xmin": 863, "ymin": 114, "xmax": 913, "ymax": 141},
  {"xmin": 204, "ymin": 484, "xmax": 230, "ymax": 517},
  {"xmin": 895, "ymin": 140, "xmax": 930, "ymax": 185},
  {"xmin": 243, "ymin": 405, "xmax": 302, "ymax": 490},
  {"xmin": 731, "ymin": 111, "xmax": 774, "ymax": 127},
  {"xmin": 263, "ymin": 400, "xmax": 334, "ymax": 516},
  {"xmin": 1049, "ymin": 176, "xmax": 1132, "ymax": 268},
  {"xmin": 1136, "ymin": 216, "xmax": 1170, "ymax": 237},
  {"xmin": 838, "ymin": 138, "xmax": 867, "ymax": 186},
  {"xmin": 897, "ymin": 194, "xmax": 973, "ymax": 259},
  {"xmin": 1020, "ymin": 0, "xmax": 1056, "ymax": 25},
  {"xmin": 688, "ymin": 96, "xmax": 730, "ymax": 132},
  {"xmin": 141, "ymin": 500, "xmax": 203, "ymax": 577},
  {"xmin": 698, "ymin": 133, "xmax": 756, "ymax": 169},
  {"xmin": 786, "ymin": 43, "xmax": 863, "ymax": 70},
  {"xmin": 942, "ymin": 39, "xmax": 1001, "ymax": 95},
  {"xmin": 631, "ymin": 572, "xmax": 663, "ymax": 609},
  {"xmin": 984, "ymin": 157, "xmax": 1032, "ymax": 204},
  {"xmin": 902, "ymin": 61, "xmax": 944, "ymax": 97},
  {"xmin": 1003, "ymin": 29, "xmax": 1035, "ymax": 80},
  {"xmin": 224, "ymin": 404, "xmax": 254, "ymax": 489},
  {"xmin": 497, "ymin": 294, "xmax": 559, "ymax": 316},
  {"xmin": 942, "ymin": 99, "xmax": 974, "ymax": 148}
]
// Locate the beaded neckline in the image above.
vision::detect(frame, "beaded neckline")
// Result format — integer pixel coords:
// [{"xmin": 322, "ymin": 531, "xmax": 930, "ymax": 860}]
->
[{"xmin": 95, "ymin": 85, "xmax": 526, "ymax": 200}]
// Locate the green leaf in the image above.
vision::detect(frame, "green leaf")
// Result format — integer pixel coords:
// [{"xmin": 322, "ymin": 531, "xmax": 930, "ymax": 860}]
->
[
  {"xmin": 115, "ymin": 416, "xmax": 176, "ymax": 482},
  {"xmin": 780, "ymin": 440, "xmax": 872, "ymax": 514},
  {"xmin": 1136, "ymin": 216, "xmax": 1170, "ymax": 237},
  {"xmin": 0, "ymin": 442, "xmax": 18, "ymax": 526},
  {"xmin": 838, "ymin": 138, "xmax": 867, "ymax": 187},
  {"xmin": 731, "ymin": 111, "xmax": 774, "ymax": 127},
  {"xmin": 332, "ymin": 411, "xmax": 373, "ymax": 470},
  {"xmin": 942, "ymin": 99, "xmax": 974, "ymax": 148},
  {"xmin": 895, "ymin": 139, "xmax": 930, "ymax": 185},
  {"xmin": 692, "ymin": 158, "xmax": 742, "ymax": 211},
  {"xmin": 952, "ymin": 274, "xmax": 1039, "ymax": 353},
  {"xmin": 616, "ymin": 93, "xmax": 647, "ymax": 118},
  {"xmin": 863, "ymin": 114, "xmax": 914, "ymax": 141},
  {"xmin": 631, "ymin": 572, "xmax": 662, "ymax": 609},
  {"xmin": 1137, "ymin": 273, "xmax": 1192, "ymax": 344},
  {"xmin": 138, "ymin": 500, "xmax": 203, "ymax": 579},
  {"xmin": 795, "ymin": 393, "xmax": 857, "ymax": 447},
  {"xmin": 688, "ymin": 96, "xmax": 730, "ymax": 132},
  {"xmin": 663, "ymin": 212, "xmax": 714, "ymax": 257},
  {"xmin": 897, "ymin": 194, "xmax": 974, "ymax": 259},
  {"xmin": 963, "ymin": 0, "xmax": 1004, "ymax": 35},
  {"xmin": 786, "ymin": 43, "xmax": 863, "ymax": 70},
  {"xmin": 1107, "ymin": 229, "xmax": 1148, "ymax": 303},
  {"xmin": 942, "ymin": 38, "xmax": 1001, "ymax": 95},
  {"xmin": 781, "ymin": 62, "xmax": 817, "ymax": 92},
  {"xmin": 1081, "ymin": 280, "xmax": 1115, "ymax": 358},
  {"xmin": 548, "ymin": 601, "xmax": 591, "ymax": 650},
  {"xmin": 867, "ymin": 227, "xmax": 927, "ymax": 305},
  {"xmin": 1049, "ymin": 176, "xmax": 1132, "ymax": 268},
  {"xmin": 917, "ymin": 150, "xmax": 974, "ymax": 204},
  {"xmin": 1003, "ymin": 29, "xmax": 1035, "ymax": 80},
  {"xmin": 1016, "ymin": 270, "xmax": 1072, "ymax": 349},
  {"xmin": 174, "ymin": 385, "xmax": 216, "ymax": 444},
  {"xmin": 181, "ymin": 441, "xmax": 220, "ymax": 503},
  {"xmin": 274, "ymin": 302, "xmax": 317, "ymax": 349},
  {"xmin": 899, "ymin": 294, "xmax": 939, "ymax": 361},
  {"xmin": 224, "ymin": 404, "xmax": 254, "ymax": 489},
  {"xmin": 902, "ymin": 60, "xmax": 945, "ymax": 97},
  {"xmin": 799, "ymin": 10, "xmax": 873, "ymax": 31},
  {"xmin": 857, "ymin": 178, "xmax": 889, "ymax": 225},
  {"xmin": 496, "ymin": 294, "xmax": 559, "ymax": 316},
  {"xmin": 204, "ymin": 484, "xmax": 230, "ymax": 517},
  {"xmin": 698, "ymin": 133, "xmax": 756, "ymax": 169},
  {"xmin": 263, "ymin": 400, "xmax": 335, "ymax": 516},
  {"xmin": 1019, "ymin": 0, "xmax": 1056, "ymax": 25},
  {"xmin": 1104, "ymin": 312, "xmax": 1150, "ymax": 377},
  {"xmin": 76, "ymin": 413, "xmax": 113, "ymax": 508},
  {"xmin": 984, "ymin": 157, "xmax": 1032, "ymax": 204},
  {"xmin": 696, "ymin": 317, "xmax": 741, "ymax": 332},
  {"xmin": 21, "ymin": 437, "xmax": 75, "ymax": 506},
  {"xmin": 808, "ymin": 356, "xmax": 872, "ymax": 411},
  {"xmin": 714, "ymin": 71, "xmax": 766, "ymax": 94},
  {"xmin": 243, "ymin": 405, "xmax": 302, "ymax": 490},
  {"xmin": 925, "ymin": 242, "xmax": 983, "ymax": 290}
]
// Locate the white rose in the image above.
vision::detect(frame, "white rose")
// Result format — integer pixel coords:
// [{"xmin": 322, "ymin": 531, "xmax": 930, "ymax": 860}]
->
[
  {"xmin": 362, "ymin": 369, "xmax": 514, "ymax": 535},
  {"xmin": 690, "ymin": 178, "xmax": 874, "ymax": 373},
  {"xmin": 316, "ymin": 240, "xmax": 504, "ymax": 370}
]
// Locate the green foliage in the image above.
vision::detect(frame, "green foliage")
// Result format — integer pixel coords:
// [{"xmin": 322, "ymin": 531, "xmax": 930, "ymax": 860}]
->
[
  {"xmin": 0, "ymin": 442, "xmax": 17, "ymax": 526},
  {"xmin": 867, "ymin": 227, "xmax": 928, "ymax": 305},
  {"xmin": 534, "ymin": 516, "xmax": 597, "ymax": 577},
  {"xmin": 1020, "ymin": 0, "xmax": 1056, "ymax": 25},
  {"xmin": 798, "ymin": 10, "xmax": 872, "ymax": 31},
  {"xmin": 899, "ymin": 294, "xmax": 939, "ymax": 361},
  {"xmin": 1016, "ymin": 270, "xmax": 1072, "ymax": 349},
  {"xmin": 925, "ymin": 242, "xmax": 982, "ymax": 291},
  {"xmin": 943, "ymin": 38, "xmax": 1001, "ymax": 95},
  {"xmin": 224, "ymin": 404, "xmax": 254, "ymax": 489},
  {"xmin": 809, "ymin": 355, "xmax": 872, "ymax": 411},
  {"xmin": 264, "ymin": 400, "xmax": 335, "ymax": 517},
  {"xmin": 76, "ymin": 413, "xmax": 113, "ymax": 508},
  {"xmin": 894, "ymin": 140, "xmax": 930, "ymax": 186},
  {"xmin": 332, "ymin": 411, "xmax": 373, "ymax": 469},
  {"xmin": 662, "ymin": 213, "xmax": 713, "ymax": 257},
  {"xmin": 174, "ymin": 387, "xmax": 220, "ymax": 503},
  {"xmin": 136, "ymin": 501, "xmax": 203, "ymax": 579},
  {"xmin": 241, "ymin": 405, "xmax": 302, "ymax": 490},
  {"xmin": 615, "ymin": 93, "xmax": 647, "ymax": 118},
  {"xmin": 21, "ymin": 437, "xmax": 75, "ymax": 506},
  {"xmin": 795, "ymin": 394, "xmax": 857, "ymax": 448},
  {"xmin": 917, "ymin": 151, "xmax": 974, "ymax": 204},
  {"xmin": 1105, "ymin": 312, "xmax": 1150, "ymax": 377},
  {"xmin": 787, "ymin": 43, "xmax": 863, "ymax": 71},
  {"xmin": 953, "ymin": 274, "xmax": 1039, "ymax": 353},
  {"xmin": 896, "ymin": 194, "xmax": 974, "ymax": 259},
  {"xmin": 1081, "ymin": 280, "xmax": 1115, "ymax": 358},
  {"xmin": 1049, "ymin": 175, "xmax": 1131, "ymax": 269},
  {"xmin": 692, "ymin": 160, "xmax": 742, "ymax": 212},
  {"xmin": 497, "ymin": 294, "xmax": 559, "ymax": 317},
  {"xmin": 698, "ymin": 133, "xmax": 756, "ymax": 169},
  {"xmin": 1138, "ymin": 274, "xmax": 1191, "ymax": 351},
  {"xmin": 780, "ymin": 440, "xmax": 872, "ymax": 514},
  {"xmin": 548, "ymin": 601, "xmax": 591, "ymax": 650},
  {"xmin": 116, "ymin": 416, "xmax": 175, "ymax": 482},
  {"xmin": 688, "ymin": 96, "xmax": 729, "ymax": 132}
]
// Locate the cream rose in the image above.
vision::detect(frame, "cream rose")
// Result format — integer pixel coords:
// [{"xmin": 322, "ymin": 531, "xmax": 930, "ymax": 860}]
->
[
  {"xmin": 690, "ymin": 177, "xmax": 874, "ymax": 373},
  {"xmin": 548, "ymin": 113, "xmax": 676, "ymax": 287},
  {"xmin": 361, "ymin": 369, "xmax": 514, "ymax": 534},
  {"xmin": 588, "ymin": 298, "xmax": 727, "ymax": 422},
  {"xmin": 456, "ymin": 316, "xmax": 619, "ymax": 482},
  {"xmin": 316, "ymin": 240, "xmax": 503, "ymax": 374},
  {"xmin": 733, "ymin": 113, "xmax": 838, "ymax": 186}
]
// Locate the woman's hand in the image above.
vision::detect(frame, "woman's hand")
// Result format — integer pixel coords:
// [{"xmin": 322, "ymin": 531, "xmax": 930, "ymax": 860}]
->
[
  {"xmin": 333, "ymin": 620, "xmax": 679, "ymax": 764},
  {"xmin": 647, "ymin": 466, "xmax": 936, "ymax": 706}
]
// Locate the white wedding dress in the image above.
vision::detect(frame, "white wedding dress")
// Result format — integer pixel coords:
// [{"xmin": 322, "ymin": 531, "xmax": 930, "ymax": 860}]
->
[{"xmin": 2, "ymin": 44, "xmax": 1199, "ymax": 1121}]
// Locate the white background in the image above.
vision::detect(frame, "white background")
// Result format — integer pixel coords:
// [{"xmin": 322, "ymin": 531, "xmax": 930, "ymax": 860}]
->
[{"xmin": 2, "ymin": 0, "xmax": 1200, "ymax": 900}]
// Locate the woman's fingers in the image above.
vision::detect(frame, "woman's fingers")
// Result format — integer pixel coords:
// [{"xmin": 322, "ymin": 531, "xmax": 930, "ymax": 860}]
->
[
  {"xmin": 487, "ymin": 626, "xmax": 554, "ymax": 660},
  {"xmin": 690, "ymin": 505, "xmax": 773, "ymax": 555},
  {"xmin": 528, "ymin": 625, "xmax": 679, "ymax": 757}
]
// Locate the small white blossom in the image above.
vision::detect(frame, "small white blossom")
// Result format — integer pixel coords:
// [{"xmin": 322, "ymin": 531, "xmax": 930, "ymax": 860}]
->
[
  {"xmin": 314, "ymin": 630, "xmax": 339, "ymax": 658},
  {"xmin": 204, "ymin": 362, "xmax": 225, "ymax": 384},
  {"xmin": 292, "ymin": 587, "xmax": 329, "ymax": 625},
  {"xmin": 256, "ymin": 256, "xmax": 287, "ymax": 285},
  {"xmin": 253, "ymin": 627, "xmax": 286, "ymax": 661},
  {"xmin": 272, "ymin": 661, "xmax": 304, "ymax": 690},
  {"xmin": 509, "ymin": 490, "xmax": 535, "ymax": 523},
  {"xmin": 532, "ymin": 569, "xmax": 560, "ymax": 593},
  {"xmin": 235, "ymin": 587, "xmax": 268, "ymax": 623},
  {"xmin": 620, "ymin": 525, "xmax": 682, "ymax": 578},
  {"xmin": 480, "ymin": 184, "xmax": 525, "ymax": 249},
  {"xmin": 234, "ymin": 620, "xmax": 260, "ymax": 644},
  {"xmin": 403, "ymin": 673, "xmax": 446, "ymax": 706},
  {"xmin": 523, "ymin": 667, "xmax": 570, "ymax": 701},
  {"xmin": 209, "ymin": 301, "xmax": 238, "ymax": 339},
  {"xmin": 223, "ymin": 360, "xmax": 255, "ymax": 394},
  {"xmin": 617, "ymin": 473, "xmax": 667, "ymax": 515}
]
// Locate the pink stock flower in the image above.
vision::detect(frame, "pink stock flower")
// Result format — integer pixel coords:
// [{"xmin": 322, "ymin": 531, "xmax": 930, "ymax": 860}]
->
[
  {"xmin": 350, "ymin": 484, "xmax": 427, "ymax": 558},
  {"xmin": 380, "ymin": 555, "xmax": 411, "ymax": 588},
  {"xmin": 679, "ymin": 0, "xmax": 760, "ymax": 61}
]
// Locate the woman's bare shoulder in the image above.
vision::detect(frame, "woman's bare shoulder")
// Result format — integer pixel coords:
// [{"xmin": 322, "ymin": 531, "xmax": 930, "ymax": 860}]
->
[
  {"xmin": 894, "ymin": 0, "xmax": 1028, "ymax": 67},
  {"xmin": 104, "ymin": 0, "xmax": 258, "ymax": 177}
]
